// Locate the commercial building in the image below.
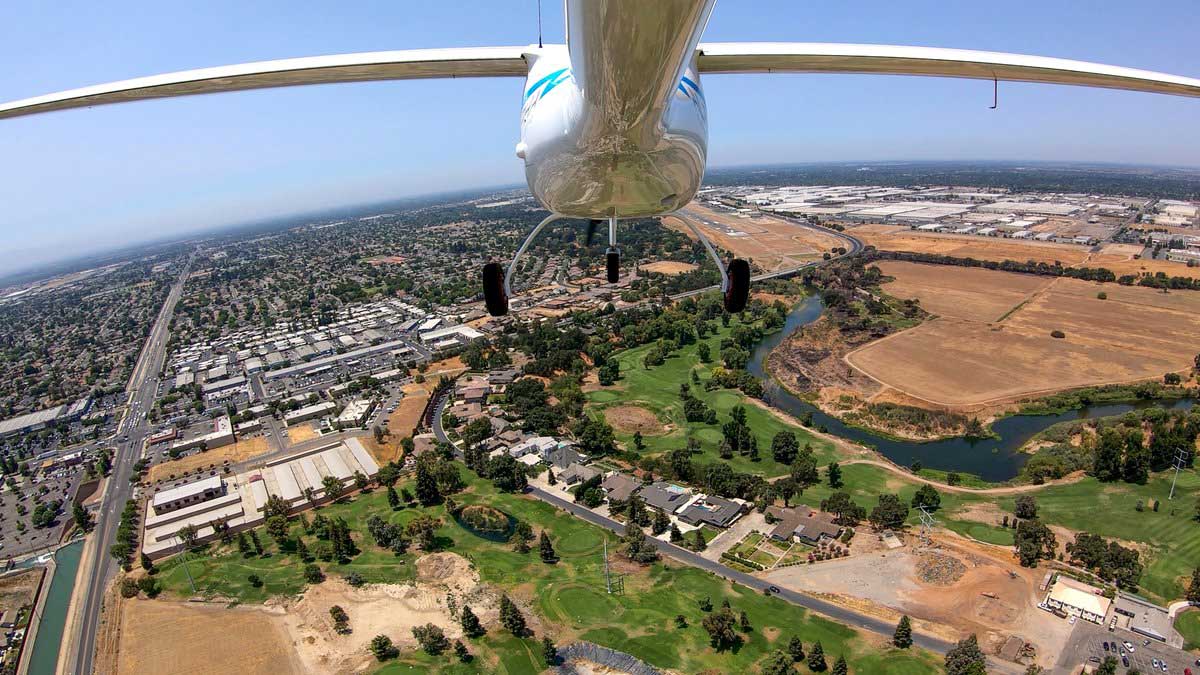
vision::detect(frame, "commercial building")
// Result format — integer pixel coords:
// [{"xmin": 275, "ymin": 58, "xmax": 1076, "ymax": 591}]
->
[
  {"xmin": 1112, "ymin": 594, "xmax": 1174, "ymax": 644},
  {"xmin": 1044, "ymin": 576, "xmax": 1111, "ymax": 624},
  {"xmin": 170, "ymin": 416, "xmax": 235, "ymax": 453},
  {"xmin": 335, "ymin": 399, "xmax": 375, "ymax": 428},
  {"xmin": 283, "ymin": 401, "xmax": 337, "ymax": 426},
  {"xmin": 151, "ymin": 475, "xmax": 227, "ymax": 515}
]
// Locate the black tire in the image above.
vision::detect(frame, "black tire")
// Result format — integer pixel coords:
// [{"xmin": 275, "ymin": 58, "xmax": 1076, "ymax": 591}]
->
[
  {"xmin": 482, "ymin": 262, "xmax": 508, "ymax": 316},
  {"xmin": 606, "ymin": 250, "xmax": 620, "ymax": 283},
  {"xmin": 724, "ymin": 258, "xmax": 750, "ymax": 313}
]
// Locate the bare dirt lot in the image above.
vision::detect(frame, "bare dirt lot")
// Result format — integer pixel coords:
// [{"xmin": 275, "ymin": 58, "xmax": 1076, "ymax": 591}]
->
[
  {"xmin": 876, "ymin": 261, "xmax": 1053, "ymax": 322},
  {"xmin": 0, "ymin": 569, "xmax": 40, "ymax": 617},
  {"xmin": 115, "ymin": 553, "xmax": 497, "ymax": 675},
  {"xmin": 666, "ymin": 202, "xmax": 844, "ymax": 273},
  {"xmin": 117, "ymin": 599, "xmax": 304, "ymax": 675},
  {"xmin": 846, "ymin": 266, "xmax": 1200, "ymax": 407},
  {"xmin": 286, "ymin": 423, "xmax": 321, "ymax": 444},
  {"xmin": 640, "ymin": 261, "xmax": 698, "ymax": 276},
  {"xmin": 602, "ymin": 405, "xmax": 666, "ymax": 435},
  {"xmin": 762, "ymin": 533, "xmax": 1070, "ymax": 668},
  {"xmin": 147, "ymin": 436, "xmax": 271, "ymax": 483},
  {"xmin": 848, "ymin": 224, "xmax": 1090, "ymax": 265}
]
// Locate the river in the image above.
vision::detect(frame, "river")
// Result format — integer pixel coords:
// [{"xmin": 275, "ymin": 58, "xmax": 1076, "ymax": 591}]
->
[
  {"xmin": 747, "ymin": 295, "xmax": 1195, "ymax": 482},
  {"xmin": 26, "ymin": 539, "xmax": 83, "ymax": 675}
]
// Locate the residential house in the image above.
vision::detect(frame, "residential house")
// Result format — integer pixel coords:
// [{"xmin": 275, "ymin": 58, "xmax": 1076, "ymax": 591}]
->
[
  {"xmin": 765, "ymin": 505, "xmax": 844, "ymax": 544},
  {"xmin": 677, "ymin": 494, "xmax": 746, "ymax": 528},
  {"xmin": 601, "ymin": 473, "xmax": 641, "ymax": 503}
]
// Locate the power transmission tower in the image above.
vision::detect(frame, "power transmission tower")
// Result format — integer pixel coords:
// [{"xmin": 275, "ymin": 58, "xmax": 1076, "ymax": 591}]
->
[
  {"xmin": 917, "ymin": 505, "xmax": 937, "ymax": 546},
  {"xmin": 1169, "ymin": 447, "xmax": 1191, "ymax": 500}
]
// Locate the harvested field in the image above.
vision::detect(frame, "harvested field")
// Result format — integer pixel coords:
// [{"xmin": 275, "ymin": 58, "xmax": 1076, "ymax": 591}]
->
[
  {"xmin": 147, "ymin": 436, "xmax": 270, "ymax": 483},
  {"xmin": 641, "ymin": 260, "xmax": 698, "ymax": 275},
  {"xmin": 666, "ymin": 203, "xmax": 844, "ymax": 273},
  {"xmin": 116, "ymin": 600, "xmax": 303, "ymax": 675},
  {"xmin": 847, "ymin": 273, "xmax": 1200, "ymax": 407},
  {"xmin": 875, "ymin": 261, "xmax": 1052, "ymax": 322},
  {"xmin": 603, "ymin": 405, "xmax": 666, "ymax": 435},
  {"xmin": 848, "ymin": 224, "xmax": 1089, "ymax": 265}
]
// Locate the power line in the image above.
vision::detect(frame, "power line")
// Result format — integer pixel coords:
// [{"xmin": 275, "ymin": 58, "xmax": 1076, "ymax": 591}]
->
[{"xmin": 1168, "ymin": 447, "xmax": 1191, "ymax": 500}]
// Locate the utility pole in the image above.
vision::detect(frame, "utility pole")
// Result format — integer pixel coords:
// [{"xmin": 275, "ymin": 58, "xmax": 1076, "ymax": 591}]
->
[
  {"xmin": 1169, "ymin": 447, "xmax": 1191, "ymax": 500},
  {"xmin": 603, "ymin": 537, "xmax": 611, "ymax": 594},
  {"xmin": 176, "ymin": 535, "xmax": 196, "ymax": 595}
]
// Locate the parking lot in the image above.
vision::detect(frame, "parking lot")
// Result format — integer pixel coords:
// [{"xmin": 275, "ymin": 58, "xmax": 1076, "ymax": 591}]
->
[{"xmin": 1060, "ymin": 621, "xmax": 1197, "ymax": 673}]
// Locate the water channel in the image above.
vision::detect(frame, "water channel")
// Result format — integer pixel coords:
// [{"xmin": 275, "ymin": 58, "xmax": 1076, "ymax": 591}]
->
[
  {"xmin": 27, "ymin": 538, "xmax": 84, "ymax": 675},
  {"xmin": 747, "ymin": 294, "xmax": 1194, "ymax": 482}
]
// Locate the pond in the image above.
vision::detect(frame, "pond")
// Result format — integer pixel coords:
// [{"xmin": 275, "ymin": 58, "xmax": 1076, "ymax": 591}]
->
[
  {"xmin": 747, "ymin": 294, "xmax": 1195, "ymax": 482},
  {"xmin": 452, "ymin": 505, "xmax": 516, "ymax": 543}
]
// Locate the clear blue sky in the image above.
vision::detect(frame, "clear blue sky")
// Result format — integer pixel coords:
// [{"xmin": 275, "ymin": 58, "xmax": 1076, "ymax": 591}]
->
[{"xmin": 2, "ymin": 1, "xmax": 1198, "ymax": 275}]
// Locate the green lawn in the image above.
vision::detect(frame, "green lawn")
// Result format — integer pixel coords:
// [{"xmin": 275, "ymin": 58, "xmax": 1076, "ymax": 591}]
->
[
  {"xmin": 155, "ymin": 466, "xmax": 940, "ymax": 674},
  {"xmin": 1175, "ymin": 610, "xmax": 1200, "ymax": 651},
  {"xmin": 588, "ymin": 313, "xmax": 836, "ymax": 477}
]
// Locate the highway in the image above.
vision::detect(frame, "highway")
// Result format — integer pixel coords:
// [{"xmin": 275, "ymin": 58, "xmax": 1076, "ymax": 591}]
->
[{"xmin": 67, "ymin": 257, "xmax": 192, "ymax": 675}]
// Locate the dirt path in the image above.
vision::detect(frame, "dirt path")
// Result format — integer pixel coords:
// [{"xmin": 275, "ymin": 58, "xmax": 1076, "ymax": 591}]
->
[{"xmin": 839, "ymin": 459, "xmax": 1086, "ymax": 495}]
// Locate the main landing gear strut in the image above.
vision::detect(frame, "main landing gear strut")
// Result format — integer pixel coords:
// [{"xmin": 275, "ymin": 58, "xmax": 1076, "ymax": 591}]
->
[{"xmin": 482, "ymin": 212, "xmax": 750, "ymax": 316}]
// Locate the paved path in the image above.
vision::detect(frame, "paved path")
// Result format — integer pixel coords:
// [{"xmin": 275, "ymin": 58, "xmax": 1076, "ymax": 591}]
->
[{"xmin": 839, "ymin": 459, "xmax": 1087, "ymax": 495}]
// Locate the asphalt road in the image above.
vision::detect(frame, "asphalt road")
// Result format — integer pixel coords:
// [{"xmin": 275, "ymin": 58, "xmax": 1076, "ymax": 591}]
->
[
  {"xmin": 67, "ymin": 257, "xmax": 192, "ymax": 675},
  {"xmin": 427, "ymin": 397, "xmax": 1030, "ymax": 671}
]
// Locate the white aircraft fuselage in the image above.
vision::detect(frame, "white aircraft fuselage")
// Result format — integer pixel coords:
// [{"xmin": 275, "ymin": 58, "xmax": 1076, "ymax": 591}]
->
[{"xmin": 518, "ymin": 0, "xmax": 715, "ymax": 219}]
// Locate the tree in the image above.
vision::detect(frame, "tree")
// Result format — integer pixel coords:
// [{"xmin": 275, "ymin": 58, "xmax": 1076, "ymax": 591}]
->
[
  {"xmin": 738, "ymin": 610, "xmax": 752, "ymax": 632},
  {"xmin": 329, "ymin": 605, "xmax": 349, "ymax": 633},
  {"xmin": 539, "ymin": 531, "xmax": 557, "ymax": 563},
  {"xmin": 247, "ymin": 573, "xmax": 263, "ymax": 588},
  {"xmin": 250, "ymin": 530, "xmax": 263, "ymax": 555},
  {"xmin": 405, "ymin": 514, "xmax": 442, "ymax": 551},
  {"xmin": 303, "ymin": 563, "xmax": 325, "ymax": 584},
  {"xmin": 1188, "ymin": 567, "xmax": 1200, "ymax": 604},
  {"xmin": 821, "ymin": 492, "xmax": 866, "ymax": 526},
  {"xmin": 412, "ymin": 623, "xmax": 449, "ymax": 655},
  {"xmin": 454, "ymin": 639, "xmax": 471, "ymax": 663},
  {"xmin": 541, "ymin": 636, "xmax": 558, "ymax": 666},
  {"xmin": 499, "ymin": 594, "xmax": 527, "ymax": 636},
  {"xmin": 761, "ymin": 650, "xmax": 795, "ymax": 675},
  {"xmin": 893, "ymin": 614, "xmax": 913, "ymax": 648},
  {"xmin": 787, "ymin": 636, "xmax": 804, "ymax": 662},
  {"xmin": 832, "ymin": 655, "xmax": 848, "ymax": 675},
  {"xmin": 826, "ymin": 462, "xmax": 842, "ymax": 489},
  {"xmin": 265, "ymin": 515, "xmax": 290, "ymax": 544},
  {"xmin": 669, "ymin": 523, "xmax": 684, "ymax": 543},
  {"xmin": 868, "ymin": 494, "xmax": 909, "ymax": 530},
  {"xmin": 944, "ymin": 634, "xmax": 986, "ymax": 675},
  {"xmin": 415, "ymin": 460, "xmax": 440, "ymax": 505},
  {"xmin": 369, "ymin": 634, "xmax": 398, "ymax": 661},
  {"xmin": 701, "ymin": 606, "xmax": 740, "ymax": 650},
  {"xmin": 1098, "ymin": 656, "xmax": 1118, "ymax": 675},
  {"xmin": 807, "ymin": 640, "xmax": 827, "ymax": 672},
  {"xmin": 622, "ymin": 524, "xmax": 659, "ymax": 564},
  {"xmin": 460, "ymin": 604, "xmax": 485, "ymax": 638},
  {"xmin": 771, "ymin": 431, "xmax": 799, "ymax": 464},
  {"xmin": 1014, "ymin": 519, "xmax": 1056, "ymax": 567},
  {"xmin": 322, "ymin": 475, "xmax": 343, "ymax": 501},
  {"xmin": 1092, "ymin": 428, "xmax": 1125, "ymax": 482},
  {"xmin": 72, "ymin": 502, "xmax": 93, "ymax": 532},
  {"xmin": 513, "ymin": 520, "xmax": 534, "ymax": 553},
  {"xmin": 651, "ymin": 508, "xmax": 671, "ymax": 535},
  {"xmin": 1014, "ymin": 495, "xmax": 1038, "ymax": 520},
  {"xmin": 386, "ymin": 485, "xmax": 400, "ymax": 509},
  {"xmin": 1122, "ymin": 431, "xmax": 1150, "ymax": 484},
  {"xmin": 344, "ymin": 571, "xmax": 363, "ymax": 587},
  {"xmin": 910, "ymin": 485, "xmax": 941, "ymax": 512},
  {"xmin": 176, "ymin": 523, "xmax": 198, "ymax": 549},
  {"xmin": 140, "ymin": 552, "xmax": 155, "ymax": 573}
]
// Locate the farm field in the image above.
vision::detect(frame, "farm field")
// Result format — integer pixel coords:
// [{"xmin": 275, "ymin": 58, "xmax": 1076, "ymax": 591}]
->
[
  {"xmin": 149, "ymin": 465, "xmax": 939, "ymax": 674},
  {"xmin": 666, "ymin": 202, "xmax": 844, "ymax": 273},
  {"xmin": 846, "ymin": 224, "xmax": 1090, "ymax": 265},
  {"xmin": 846, "ymin": 265, "xmax": 1200, "ymax": 407},
  {"xmin": 587, "ymin": 312, "xmax": 838, "ymax": 476},
  {"xmin": 875, "ymin": 260, "xmax": 1052, "ymax": 322}
]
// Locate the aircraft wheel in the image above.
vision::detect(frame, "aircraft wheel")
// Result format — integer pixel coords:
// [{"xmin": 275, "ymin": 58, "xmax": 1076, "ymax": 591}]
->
[
  {"xmin": 724, "ymin": 258, "xmax": 750, "ymax": 313},
  {"xmin": 482, "ymin": 262, "xmax": 508, "ymax": 316},
  {"xmin": 606, "ymin": 249, "xmax": 620, "ymax": 283}
]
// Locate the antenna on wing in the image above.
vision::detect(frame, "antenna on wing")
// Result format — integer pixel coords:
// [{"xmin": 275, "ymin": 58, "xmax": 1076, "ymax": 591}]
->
[
  {"xmin": 537, "ymin": 0, "xmax": 543, "ymax": 48},
  {"xmin": 990, "ymin": 75, "xmax": 998, "ymax": 109}
]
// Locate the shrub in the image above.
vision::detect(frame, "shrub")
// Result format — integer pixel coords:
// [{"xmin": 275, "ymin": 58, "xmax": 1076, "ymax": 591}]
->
[{"xmin": 1050, "ymin": 330, "xmax": 1066, "ymax": 339}]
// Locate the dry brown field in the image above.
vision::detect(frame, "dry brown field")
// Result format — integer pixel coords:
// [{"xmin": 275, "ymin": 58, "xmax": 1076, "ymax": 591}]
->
[
  {"xmin": 665, "ymin": 202, "xmax": 844, "ymax": 272},
  {"xmin": 847, "ymin": 265, "xmax": 1200, "ymax": 407},
  {"xmin": 146, "ymin": 436, "xmax": 270, "ymax": 483},
  {"xmin": 640, "ymin": 260, "xmax": 698, "ymax": 275},
  {"xmin": 847, "ymin": 224, "xmax": 1090, "ymax": 265},
  {"xmin": 603, "ymin": 405, "xmax": 666, "ymax": 435},
  {"xmin": 285, "ymin": 423, "xmax": 320, "ymax": 444},
  {"xmin": 116, "ymin": 600, "xmax": 303, "ymax": 675},
  {"xmin": 876, "ymin": 261, "xmax": 1052, "ymax": 322}
]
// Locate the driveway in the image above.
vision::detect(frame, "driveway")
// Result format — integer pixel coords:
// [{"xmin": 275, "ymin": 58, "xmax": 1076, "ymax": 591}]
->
[{"xmin": 702, "ymin": 510, "xmax": 767, "ymax": 562}]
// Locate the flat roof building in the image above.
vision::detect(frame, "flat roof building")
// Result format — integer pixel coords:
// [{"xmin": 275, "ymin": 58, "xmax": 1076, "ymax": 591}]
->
[
  {"xmin": 151, "ymin": 475, "xmax": 226, "ymax": 515},
  {"xmin": 1045, "ymin": 576, "xmax": 1111, "ymax": 624},
  {"xmin": 284, "ymin": 401, "xmax": 337, "ymax": 426}
]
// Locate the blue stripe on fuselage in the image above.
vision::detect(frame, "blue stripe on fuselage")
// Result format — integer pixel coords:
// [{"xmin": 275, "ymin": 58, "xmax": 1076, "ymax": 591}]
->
[{"xmin": 524, "ymin": 67, "xmax": 568, "ymax": 101}]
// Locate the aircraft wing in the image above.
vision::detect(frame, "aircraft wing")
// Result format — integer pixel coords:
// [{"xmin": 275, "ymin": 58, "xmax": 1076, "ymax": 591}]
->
[
  {"xmin": 696, "ymin": 43, "xmax": 1200, "ymax": 98},
  {"xmin": 0, "ymin": 47, "xmax": 530, "ymax": 120}
]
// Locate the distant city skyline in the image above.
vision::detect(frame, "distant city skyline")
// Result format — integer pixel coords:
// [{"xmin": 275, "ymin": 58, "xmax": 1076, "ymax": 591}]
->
[{"xmin": 2, "ymin": 0, "xmax": 1198, "ymax": 275}]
